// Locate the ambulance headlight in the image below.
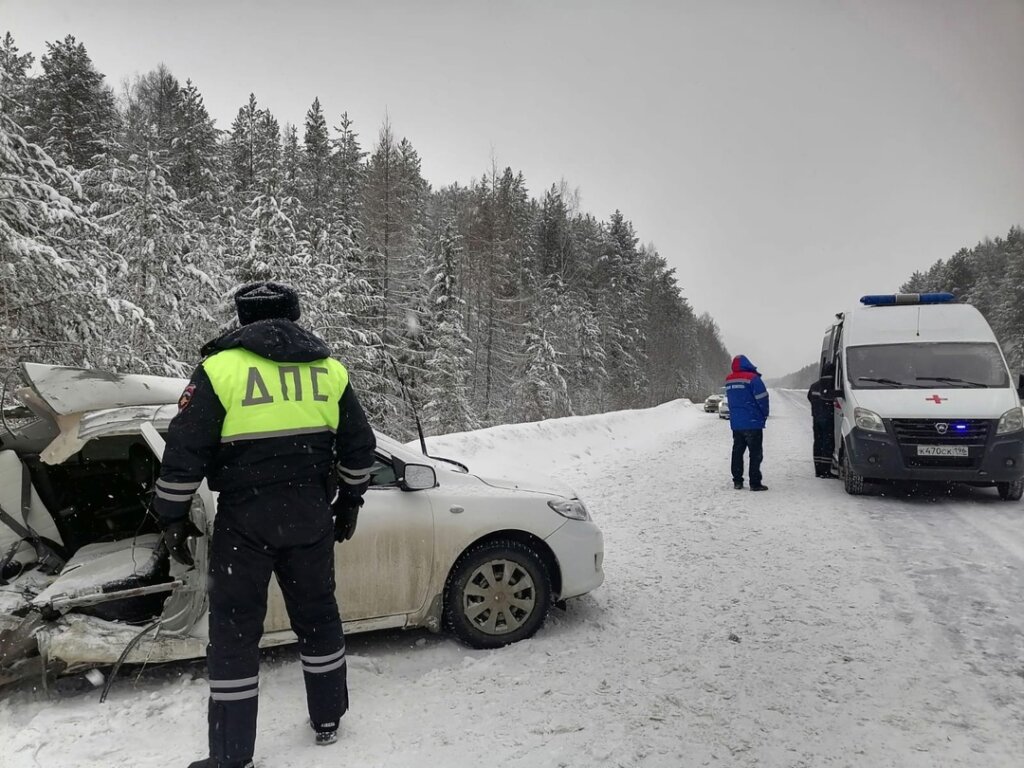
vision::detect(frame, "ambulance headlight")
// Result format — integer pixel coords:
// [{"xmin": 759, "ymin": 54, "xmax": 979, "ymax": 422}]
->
[
  {"xmin": 854, "ymin": 408, "xmax": 886, "ymax": 433},
  {"xmin": 997, "ymin": 407, "xmax": 1024, "ymax": 435}
]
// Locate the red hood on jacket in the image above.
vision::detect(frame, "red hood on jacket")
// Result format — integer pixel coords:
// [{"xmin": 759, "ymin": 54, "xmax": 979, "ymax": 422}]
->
[{"xmin": 728, "ymin": 355, "xmax": 760, "ymax": 380}]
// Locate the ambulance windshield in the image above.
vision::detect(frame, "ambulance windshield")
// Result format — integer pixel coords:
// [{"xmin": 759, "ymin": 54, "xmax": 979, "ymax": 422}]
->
[{"xmin": 847, "ymin": 342, "xmax": 1009, "ymax": 389}]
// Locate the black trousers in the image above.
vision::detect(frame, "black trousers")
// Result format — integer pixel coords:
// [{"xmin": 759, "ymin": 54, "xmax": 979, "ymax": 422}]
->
[
  {"xmin": 731, "ymin": 430, "xmax": 764, "ymax": 485},
  {"xmin": 812, "ymin": 418, "xmax": 834, "ymax": 476},
  {"xmin": 206, "ymin": 483, "xmax": 346, "ymax": 764}
]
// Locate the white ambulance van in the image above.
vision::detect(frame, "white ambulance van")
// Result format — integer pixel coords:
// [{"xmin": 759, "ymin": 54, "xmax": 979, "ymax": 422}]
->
[{"xmin": 820, "ymin": 293, "xmax": 1024, "ymax": 499}]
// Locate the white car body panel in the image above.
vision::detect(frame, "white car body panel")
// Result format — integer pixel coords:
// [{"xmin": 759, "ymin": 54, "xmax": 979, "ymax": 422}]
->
[
  {"xmin": 474, "ymin": 474, "xmax": 577, "ymax": 499},
  {"xmin": 21, "ymin": 363, "xmax": 188, "ymax": 416},
  {"xmin": 544, "ymin": 520, "xmax": 604, "ymax": 599}
]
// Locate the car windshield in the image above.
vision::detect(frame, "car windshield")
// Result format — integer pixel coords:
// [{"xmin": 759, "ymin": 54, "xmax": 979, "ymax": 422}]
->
[{"xmin": 847, "ymin": 342, "xmax": 1009, "ymax": 389}]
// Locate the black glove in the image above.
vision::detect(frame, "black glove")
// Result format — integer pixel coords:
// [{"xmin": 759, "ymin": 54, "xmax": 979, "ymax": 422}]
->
[
  {"xmin": 332, "ymin": 501, "xmax": 361, "ymax": 543},
  {"xmin": 161, "ymin": 518, "xmax": 203, "ymax": 566}
]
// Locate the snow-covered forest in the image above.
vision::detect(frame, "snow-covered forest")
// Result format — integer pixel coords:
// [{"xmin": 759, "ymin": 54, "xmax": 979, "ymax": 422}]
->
[
  {"xmin": 902, "ymin": 226, "xmax": 1024, "ymax": 371},
  {"xmin": 0, "ymin": 32, "xmax": 731, "ymax": 437}
]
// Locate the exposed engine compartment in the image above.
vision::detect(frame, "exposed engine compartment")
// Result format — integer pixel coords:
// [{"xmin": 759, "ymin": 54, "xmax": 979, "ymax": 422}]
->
[{"xmin": 0, "ymin": 435, "xmax": 180, "ymax": 687}]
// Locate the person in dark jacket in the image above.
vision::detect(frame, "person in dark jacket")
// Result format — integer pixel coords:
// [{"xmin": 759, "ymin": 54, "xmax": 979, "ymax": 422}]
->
[
  {"xmin": 807, "ymin": 379, "xmax": 836, "ymax": 478},
  {"xmin": 725, "ymin": 355, "xmax": 770, "ymax": 491},
  {"xmin": 154, "ymin": 282, "xmax": 377, "ymax": 768}
]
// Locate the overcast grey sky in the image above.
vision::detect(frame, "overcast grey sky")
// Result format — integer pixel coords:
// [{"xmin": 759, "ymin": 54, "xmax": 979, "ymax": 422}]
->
[{"xmin": 4, "ymin": 0, "xmax": 1023, "ymax": 374}]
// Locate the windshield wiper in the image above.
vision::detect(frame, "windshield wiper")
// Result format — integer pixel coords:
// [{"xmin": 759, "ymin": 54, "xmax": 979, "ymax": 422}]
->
[
  {"xmin": 915, "ymin": 376, "xmax": 988, "ymax": 388},
  {"xmin": 856, "ymin": 377, "xmax": 907, "ymax": 388}
]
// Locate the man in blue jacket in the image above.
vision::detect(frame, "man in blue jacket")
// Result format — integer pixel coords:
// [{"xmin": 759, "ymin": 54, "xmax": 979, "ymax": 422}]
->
[{"xmin": 725, "ymin": 355, "xmax": 770, "ymax": 491}]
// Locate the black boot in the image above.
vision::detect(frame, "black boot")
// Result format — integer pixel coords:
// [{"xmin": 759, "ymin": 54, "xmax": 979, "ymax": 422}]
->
[
  {"xmin": 750, "ymin": 484, "xmax": 769, "ymax": 492},
  {"xmin": 186, "ymin": 759, "xmax": 254, "ymax": 768},
  {"xmin": 312, "ymin": 720, "xmax": 339, "ymax": 746},
  {"xmin": 733, "ymin": 480, "xmax": 744, "ymax": 490}
]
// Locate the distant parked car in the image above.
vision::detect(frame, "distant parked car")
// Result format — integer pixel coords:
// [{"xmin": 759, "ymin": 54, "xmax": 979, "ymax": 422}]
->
[
  {"xmin": 718, "ymin": 398, "xmax": 731, "ymax": 420},
  {"xmin": 703, "ymin": 394, "xmax": 723, "ymax": 413}
]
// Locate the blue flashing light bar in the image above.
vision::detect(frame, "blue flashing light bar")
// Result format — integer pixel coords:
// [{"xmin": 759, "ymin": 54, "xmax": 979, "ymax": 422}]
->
[{"xmin": 860, "ymin": 293, "xmax": 956, "ymax": 306}]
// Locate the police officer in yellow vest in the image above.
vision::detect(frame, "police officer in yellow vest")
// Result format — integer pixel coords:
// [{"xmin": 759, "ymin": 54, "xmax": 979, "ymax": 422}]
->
[{"xmin": 154, "ymin": 282, "xmax": 376, "ymax": 768}]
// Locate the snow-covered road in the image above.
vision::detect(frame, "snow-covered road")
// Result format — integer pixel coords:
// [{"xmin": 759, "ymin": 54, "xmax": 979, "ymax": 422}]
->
[{"xmin": 3, "ymin": 393, "xmax": 1024, "ymax": 767}]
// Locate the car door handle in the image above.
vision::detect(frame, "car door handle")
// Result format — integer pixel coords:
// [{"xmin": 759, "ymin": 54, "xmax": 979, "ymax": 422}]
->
[{"xmin": 449, "ymin": 505, "xmax": 464, "ymax": 514}]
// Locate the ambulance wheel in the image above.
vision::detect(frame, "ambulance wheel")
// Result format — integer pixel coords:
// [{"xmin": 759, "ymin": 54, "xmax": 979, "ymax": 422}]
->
[
  {"xmin": 996, "ymin": 480, "xmax": 1024, "ymax": 501},
  {"xmin": 444, "ymin": 540, "xmax": 552, "ymax": 649},
  {"xmin": 841, "ymin": 451, "xmax": 865, "ymax": 496}
]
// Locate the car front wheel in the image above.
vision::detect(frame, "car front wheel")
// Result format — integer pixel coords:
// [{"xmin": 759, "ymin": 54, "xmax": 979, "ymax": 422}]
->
[{"xmin": 444, "ymin": 540, "xmax": 552, "ymax": 649}]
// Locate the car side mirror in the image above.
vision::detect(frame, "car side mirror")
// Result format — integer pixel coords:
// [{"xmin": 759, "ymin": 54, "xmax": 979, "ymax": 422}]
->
[
  {"xmin": 1018, "ymin": 373, "xmax": 1024, "ymax": 400},
  {"xmin": 397, "ymin": 461, "xmax": 436, "ymax": 491}
]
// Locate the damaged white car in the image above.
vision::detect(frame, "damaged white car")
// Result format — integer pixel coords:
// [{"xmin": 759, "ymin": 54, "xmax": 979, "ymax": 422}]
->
[{"xmin": 0, "ymin": 364, "xmax": 604, "ymax": 688}]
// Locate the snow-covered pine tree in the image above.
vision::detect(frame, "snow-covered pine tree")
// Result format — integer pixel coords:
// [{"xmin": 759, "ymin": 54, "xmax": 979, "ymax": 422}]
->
[
  {"xmin": 172, "ymin": 79, "xmax": 220, "ymax": 205},
  {"xmin": 0, "ymin": 32, "xmax": 33, "ymax": 123},
  {"xmin": 23, "ymin": 35, "xmax": 118, "ymax": 171},
  {"xmin": 460, "ymin": 166, "xmax": 534, "ymax": 425},
  {"xmin": 121, "ymin": 65, "xmax": 181, "ymax": 159},
  {"xmin": 0, "ymin": 100, "xmax": 120, "ymax": 373},
  {"xmin": 421, "ymin": 221, "xmax": 477, "ymax": 434},
  {"xmin": 230, "ymin": 193, "xmax": 307, "ymax": 286},
  {"xmin": 362, "ymin": 121, "xmax": 430, "ymax": 431},
  {"xmin": 516, "ymin": 302, "xmax": 571, "ymax": 422},
  {"xmin": 988, "ymin": 229, "xmax": 1024, "ymax": 368},
  {"xmin": 80, "ymin": 145, "xmax": 220, "ymax": 375},
  {"xmin": 561, "ymin": 288, "xmax": 607, "ymax": 413},
  {"xmin": 331, "ymin": 112, "xmax": 364, "ymax": 238},
  {"xmin": 229, "ymin": 94, "xmax": 281, "ymax": 195},
  {"xmin": 308, "ymin": 111, "xmax": 391, "ymax": 423},
  {"xmin": 280, "ymin": 123, "xmax": 302, "ymax": 200},
  {"xmin": 223, "ymin": 98, "xmax": 308, "ymax": 307},
  {"xmin": 299, "ymin": 98, "xmax": 333, "ymax": 254},
  {"xmin": 596, "ymin": 210, "xmax": 647, "ymax": 409}
]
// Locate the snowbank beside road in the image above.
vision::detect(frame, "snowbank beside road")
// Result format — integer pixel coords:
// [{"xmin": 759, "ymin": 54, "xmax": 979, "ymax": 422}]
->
[{"xmin": 422, "ymin": 398, "xmax": 701, "ymax": 482}]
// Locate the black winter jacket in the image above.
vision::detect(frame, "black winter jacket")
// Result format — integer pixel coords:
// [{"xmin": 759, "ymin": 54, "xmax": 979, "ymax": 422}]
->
[
  {"xmin": 807, "ymin": 380, "xmax": 834, "ymax": 423},
  {"xmin": 154, "ymin": 319, "xmax": 376, "ymax": 523}
]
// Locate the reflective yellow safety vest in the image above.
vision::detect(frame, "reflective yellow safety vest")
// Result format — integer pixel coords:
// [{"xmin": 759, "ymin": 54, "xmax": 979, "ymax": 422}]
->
[{"xmin": 201, "ymin": 348, "xmax": 349, "ymax": 442}]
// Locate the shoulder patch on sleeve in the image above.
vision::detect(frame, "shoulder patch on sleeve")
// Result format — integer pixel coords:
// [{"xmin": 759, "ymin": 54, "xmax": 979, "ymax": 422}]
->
[{"xmin": 178, "ymin": 384, "xmax": 196, "ymax": 411}]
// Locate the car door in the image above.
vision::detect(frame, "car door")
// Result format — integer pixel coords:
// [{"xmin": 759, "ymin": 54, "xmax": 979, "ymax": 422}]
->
[
  {"xmin": 262, "ymin": 449, "xmax": 436, "ymax": 631},
  {"xmin": 334, "ymin": 451, "xmax": 435, "ymax": 621}
]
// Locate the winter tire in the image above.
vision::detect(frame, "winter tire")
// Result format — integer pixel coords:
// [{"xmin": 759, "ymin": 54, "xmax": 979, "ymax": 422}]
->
[
  {"xmin": 444, "ymin": 540, "xmax": 552, "ymax": 649},
  {"xmin": 841, "ymin": 450, "xmax": 865, "ymax": 496},
  {"xmin": 996, "ymin": 479, "xmax": 1024, "ymax": 501}
]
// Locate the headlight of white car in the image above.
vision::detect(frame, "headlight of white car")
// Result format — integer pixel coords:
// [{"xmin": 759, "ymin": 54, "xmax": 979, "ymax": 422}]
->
[
  {"xmin": 548, "ymin": 499, "xmax": 591, "ymax": 521},
  {"xmin": 997, "ymin": 407, "xmax": 1024, "ymax": 435},
  {"xmin": 854, "ymin": 407, "xmax": 886, "ymax": 433}
]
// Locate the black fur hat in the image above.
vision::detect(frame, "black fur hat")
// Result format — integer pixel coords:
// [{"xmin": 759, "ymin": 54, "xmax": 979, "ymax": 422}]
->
[{"xmin": 234, "ymin": 282, "xmax": 301, "ymax": 325}]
